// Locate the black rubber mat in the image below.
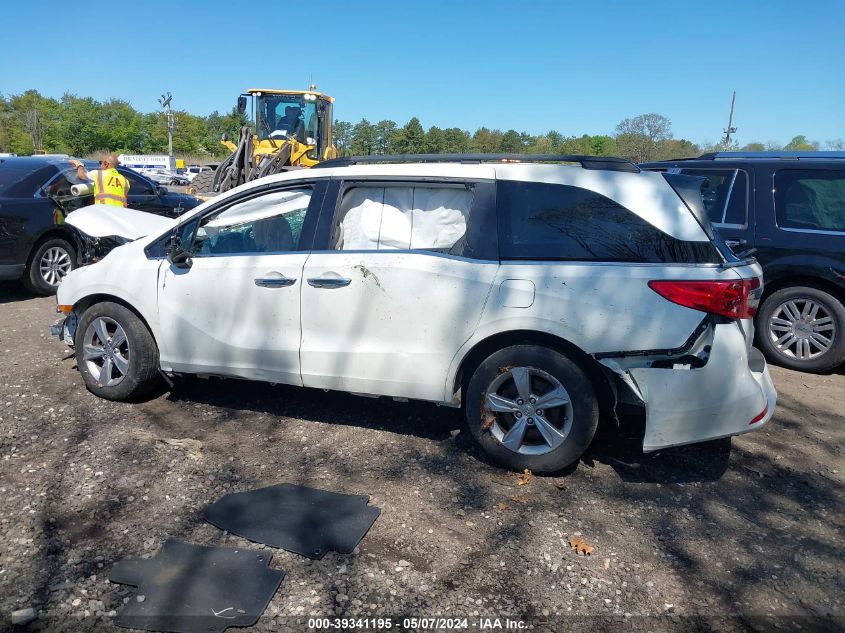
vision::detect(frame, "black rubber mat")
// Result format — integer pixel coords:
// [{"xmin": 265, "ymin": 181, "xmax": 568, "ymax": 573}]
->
[
  {"xmin": 204, "ymin": 483, "xmax": 380, "ymax": 559},
  {"xmin": 109, "ymin": 538, "xmax": 284, "ymax": 633}
]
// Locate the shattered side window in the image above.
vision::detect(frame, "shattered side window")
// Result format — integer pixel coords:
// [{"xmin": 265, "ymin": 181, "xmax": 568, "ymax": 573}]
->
[
  {"xmin": 332, "ymin": 185, "xmax": 472, "ymax": 251},
  {"xmin": 191, "ymin": 187, "xmax": 313, "ymax": 256}
]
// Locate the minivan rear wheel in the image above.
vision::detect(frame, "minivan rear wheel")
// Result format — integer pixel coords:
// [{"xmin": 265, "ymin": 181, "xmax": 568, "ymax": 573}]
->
[
  {"xmin": 466, "ymin": 345, "xmax": 599, "ymax": 474},
  {"xmin": 757, "ymin": 286, "xmax": 845, "ymax": 373}
]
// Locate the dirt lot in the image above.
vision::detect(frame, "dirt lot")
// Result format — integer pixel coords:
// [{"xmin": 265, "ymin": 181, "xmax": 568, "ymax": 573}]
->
[{"xmin": 0, "ymin": 282, "xmax": 842, "ymax": 633}]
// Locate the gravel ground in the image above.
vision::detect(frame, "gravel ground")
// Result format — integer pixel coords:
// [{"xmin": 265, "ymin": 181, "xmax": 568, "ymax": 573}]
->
[{"xmin": 0, "ymin": 282, "xmax": 842, "ymax": 633}]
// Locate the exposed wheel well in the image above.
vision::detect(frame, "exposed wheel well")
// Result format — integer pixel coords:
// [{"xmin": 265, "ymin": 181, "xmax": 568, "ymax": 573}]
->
[
  {"xmin": 73, "ymin": 295, "xmax": 157, "ymax": 344},
  {"xmin": 452, "ymin": 330, "xmax": 618, "ymax": 425}
]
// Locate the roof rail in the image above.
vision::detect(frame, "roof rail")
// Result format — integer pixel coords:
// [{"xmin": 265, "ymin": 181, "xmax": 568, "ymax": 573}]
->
[
  {"xmin": 698, "ymin": 151, "xmax": 845, "ymax": 160},
  {"xmin": 314, "ymin": 153, "xmax": 641, "ymax": 173}
]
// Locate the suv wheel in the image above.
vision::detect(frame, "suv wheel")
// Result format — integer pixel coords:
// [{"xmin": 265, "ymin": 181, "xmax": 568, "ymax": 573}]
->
[
  {"xmin": 466, "ymin": 345, "xmax": 599, "ymax": 474},
  {"xmin": 75, "ymin": 302, "xmax": 162, "ymax": 401},
  {"xmin": 757, "ymin": 286, "xmax": 845, "ymax": 373},
  {"xmin": 23, "ymin": 238, "xmax": 76, "ymax": 295}
]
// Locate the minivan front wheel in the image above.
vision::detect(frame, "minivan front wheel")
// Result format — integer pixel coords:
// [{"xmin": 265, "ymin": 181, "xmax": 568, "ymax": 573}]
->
[
  {"xmin": 757, "ymin": 286, "xmax": 845, "ymax": 373},
  {"xmin": 466, "ymin": 345, "xmax": 599, "ymax": 473},
  {"xmin": 75, "ymin": 302, "xmax": 161, "ymax": 401}
]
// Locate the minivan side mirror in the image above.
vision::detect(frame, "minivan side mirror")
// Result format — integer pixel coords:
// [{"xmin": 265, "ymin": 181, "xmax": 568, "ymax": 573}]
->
[
  {"xmin": 158, "ymin": 185, "xmax": 168, "ymax": 196},
  {"xmin": 165, "ymin": 234, "xmax": 192, "ymax": 269}
]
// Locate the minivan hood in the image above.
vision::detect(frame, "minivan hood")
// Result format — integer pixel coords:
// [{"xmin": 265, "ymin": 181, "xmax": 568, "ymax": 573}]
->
[{"xmin": 65, "ymin": 204, "xmax": 171, "ymax": 239}]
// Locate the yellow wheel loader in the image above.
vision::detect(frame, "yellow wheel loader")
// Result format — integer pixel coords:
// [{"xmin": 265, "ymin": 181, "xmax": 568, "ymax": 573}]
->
[{"xmin": 188, "ymin": 87, "xmax": 337, "ymax": 197}]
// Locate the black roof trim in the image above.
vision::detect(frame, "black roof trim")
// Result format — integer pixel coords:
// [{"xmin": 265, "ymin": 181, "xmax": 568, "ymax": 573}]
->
[
  {"xmin": 315, "ymin": 153, "xmax": 640, "ymax": 173},
  {"xmin": 697, "ymin": 151, "xmax": 845, "ymax": 161}
]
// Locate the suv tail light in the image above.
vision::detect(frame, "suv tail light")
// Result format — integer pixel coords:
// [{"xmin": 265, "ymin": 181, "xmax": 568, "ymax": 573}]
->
[{"xmin": 648, "ymin": 278, "xmax": 762, "ymax": 319}]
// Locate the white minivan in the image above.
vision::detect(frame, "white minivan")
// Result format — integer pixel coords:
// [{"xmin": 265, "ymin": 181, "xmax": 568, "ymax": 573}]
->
[{"xmin": 53, "ymin": 155, "xmax": 777, "ymax": 472}]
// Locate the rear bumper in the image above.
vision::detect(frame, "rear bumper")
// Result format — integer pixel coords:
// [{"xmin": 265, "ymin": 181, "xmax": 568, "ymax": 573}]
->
[{"xmin": 630, "ymin": 322, "xmax": 777, "ymax": 452}]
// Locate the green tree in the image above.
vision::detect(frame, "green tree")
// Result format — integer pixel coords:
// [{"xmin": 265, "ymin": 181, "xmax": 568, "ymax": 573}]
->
[
  {"xmin": 58, "ymin": 94, "xmax": 106, "ymax": 155},
  {"xmin": 425, "ymin": 126, "xmax": 446, "ymax": 153},
  {"xmin": 442, "ymin": 127, "xmax": 471, "ymax": 153},
  {"xmin": 784, "ymin": 135, "xmax": 819, "ymax": 151},
  {"xmin": 350, "ymin": 118, "xmax": 378, "ymax": 155},
  {"xmin": 99, "ymin": 99, "xmax": 144, "ymax": 152},
  {"xmin": 393, "ymin": 117, "xmax": 426, "ymax": 153},
  {"xmin": 615, "ymin": 113, "xmax": 672, "ymax": 162},
  {"xmin": 333, "ymin": 120, "xmax": 354, "ymax": 156},
  {"xmin": 374, "ymin": 120, "xmax": 397, "ymax": 154},
  {"xmin": 471, "ymin": 127, "xmax": 501, "ymax": 153},
  {"xmin": 500, "ymin": 129, "xmax": 523, "ymax": 153},
  {"xmin": 741, "ymin": 142, "xmax": 766, "ymax": 152}
]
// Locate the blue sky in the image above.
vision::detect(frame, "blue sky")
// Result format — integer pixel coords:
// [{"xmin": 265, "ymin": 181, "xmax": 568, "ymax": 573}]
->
[{"xmin": 2, "ymin": 1, "xmax": 843, "ymax": 147}]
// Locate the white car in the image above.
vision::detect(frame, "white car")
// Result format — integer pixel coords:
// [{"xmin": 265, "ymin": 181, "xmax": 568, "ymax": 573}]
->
[
  {"xmin": 184, "ymin": 165, "xmax": 212, "ymax": 182},
  {"xmin": 53, "ymin": 155, "xmax": 777, "ymax": 472},
  {"xmin": 139, "ymin": 168, "xmax": 176, "ymax": 185}
]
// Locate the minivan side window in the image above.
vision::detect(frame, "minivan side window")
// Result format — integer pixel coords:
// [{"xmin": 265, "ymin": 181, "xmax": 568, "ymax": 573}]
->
[
  {"xmin": 330, "ymin": 184, "xmax": 473, "ymax": 252},
  {"xmin": 774, "ymin": 170, "xmax": 845, "ymax": 233},
  {"xmin": 191, "ymin": 187, "xmax": 313, "ymax": 256},
  {"xmin": 679, "ymin": 168, "xmax": 748, "ymax": 225},
  {"xmin": 497, "ymin": 180, "xmax": 722, "ymax": 264}
]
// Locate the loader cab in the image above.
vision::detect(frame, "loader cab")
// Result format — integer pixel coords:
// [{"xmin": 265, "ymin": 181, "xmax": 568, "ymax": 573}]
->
[{"xmin": 246, "ymin": 89, "xmax": 334, "ymax": 162}]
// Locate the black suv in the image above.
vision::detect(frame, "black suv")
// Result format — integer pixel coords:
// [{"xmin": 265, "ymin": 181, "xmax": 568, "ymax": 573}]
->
[
  {"xmin": 0, "ymin": 157, "xmax": 200, "ymax": 295},
  {"xmin": 643, "ymin": 151, "xmax": 845, "ymax": 373}
]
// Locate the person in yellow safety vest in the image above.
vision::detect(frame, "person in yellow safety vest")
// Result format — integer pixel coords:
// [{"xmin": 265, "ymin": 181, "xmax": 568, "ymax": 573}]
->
[{"xmin": 69, "ymin": 154, "xmax": 130, "ymax": 207}]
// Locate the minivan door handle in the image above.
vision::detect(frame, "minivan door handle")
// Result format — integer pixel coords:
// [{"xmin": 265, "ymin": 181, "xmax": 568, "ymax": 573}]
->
[
  {"xmin": 307, "ymin": 274, "xmax": 351, "ymax": 289},
  {"xmin": 254, "ymin": 273, "xmax": 296, "ymax": 288}
]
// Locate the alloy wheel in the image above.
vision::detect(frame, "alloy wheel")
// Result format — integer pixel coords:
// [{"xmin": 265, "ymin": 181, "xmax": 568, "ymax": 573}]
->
[
  {"xmin": 768, "ymin": 298, "xmax": 835, "ymax": 361},
  {"xmin": 39, "ymin": 246, "xmax": 72, "ymax": 287},
  {"xmin": 82, "ymin": 317, "xmax": 130, "ymax": 387},
  {"xmin": 483, "ymin": 366, "xmax": 573, "ymax": 456}
]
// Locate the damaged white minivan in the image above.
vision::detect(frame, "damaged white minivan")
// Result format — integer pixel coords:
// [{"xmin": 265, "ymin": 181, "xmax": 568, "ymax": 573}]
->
[{"xmin": 53, "ymin": 155, "xmax": 777, "ymax": 472}]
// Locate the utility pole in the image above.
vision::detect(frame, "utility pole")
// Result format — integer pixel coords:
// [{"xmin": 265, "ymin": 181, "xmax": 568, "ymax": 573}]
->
[
  {"xmin": 158, "ymin": 92, "xmax": 175, "ymax": 157},
  {"xmin": 722, "ymin": 91, "xmax": 737, "ymax": 150}
]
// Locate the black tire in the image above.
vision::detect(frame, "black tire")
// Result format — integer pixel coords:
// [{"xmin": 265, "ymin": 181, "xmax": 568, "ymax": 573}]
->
[
  {"xmin": 75, "ymin": 302, "xmax": 162, "ymax": 401},
  {"xmin": 465, "ymin": 345, "xmax": 599, "ymax": 474},
  {"xmin": 22, "ymin": 238, "xmax": 77, "ymax": 296},
  {"xmin": 756, "ymin": 285, "xmax": 845, "ymax": 373},
  {"xmin": 186, "ymin": 169, "xmax": 216, "ymax": 196}
]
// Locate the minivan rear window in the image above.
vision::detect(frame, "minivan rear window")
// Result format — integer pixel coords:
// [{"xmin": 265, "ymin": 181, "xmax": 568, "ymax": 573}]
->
[
  {"xmin": 497, "ymin": 180, "xmax": 722, "ymax": 264},
  {"xmin": 775, "ymin": 169, "xmax": 845, "ymax": 232}
]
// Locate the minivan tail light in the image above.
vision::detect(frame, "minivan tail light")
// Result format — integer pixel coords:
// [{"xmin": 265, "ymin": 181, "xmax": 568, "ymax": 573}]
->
[{"xmin": 648, "ymin": 278, "xmax": 762, "ymax": 319}]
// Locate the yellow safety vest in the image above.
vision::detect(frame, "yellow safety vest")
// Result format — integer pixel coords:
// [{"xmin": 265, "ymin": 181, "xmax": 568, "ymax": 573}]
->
[{"xmin": 93, "ymin": 168, "xmax": 130, "ymax": 207}]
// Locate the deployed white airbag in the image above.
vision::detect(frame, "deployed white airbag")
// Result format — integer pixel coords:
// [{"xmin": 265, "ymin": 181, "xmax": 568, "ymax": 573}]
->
[
  {"xmin": 338, "ymin": 186, "xmax": 470, "ymax": 250},
  {"xmin": 65, "ymin": 204, "xmax": 171, "ymax": 240},
  {"xmin": 206, "ymin": 189, "xmax": 312, "ymax": 228}
]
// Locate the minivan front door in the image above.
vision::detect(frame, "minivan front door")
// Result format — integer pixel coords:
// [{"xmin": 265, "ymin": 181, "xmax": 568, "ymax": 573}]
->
[{"xmin": 157, "ymin": 183, "xmax": 323, "ymax": 384}]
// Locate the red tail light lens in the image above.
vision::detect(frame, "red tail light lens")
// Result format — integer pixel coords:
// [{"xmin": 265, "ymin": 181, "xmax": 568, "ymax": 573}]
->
[{"xmin": 648, "ymin": 278, "xmax": 762, "ymax": 319}]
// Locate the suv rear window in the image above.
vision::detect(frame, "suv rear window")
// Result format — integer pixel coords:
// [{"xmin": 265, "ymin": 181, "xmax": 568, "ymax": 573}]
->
[
  {"xmin": 775, "ymin": 169, "xmax": 845, "ymax": 232},
  {"xmin": 497, "ymin": 180, "xmax": 722, "ymax": 264}
]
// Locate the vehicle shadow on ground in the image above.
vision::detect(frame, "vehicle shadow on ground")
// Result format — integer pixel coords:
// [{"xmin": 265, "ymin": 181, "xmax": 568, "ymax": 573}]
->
[
  {"xmin": 165, "ymin": 377, "xmax": 732, "ymax": 485},
  {"xmin": 166, "ymin": 377, "xmax": 463, "ymax": 442},
  {"xmin": 0, "ymin": 281, "xmax": 36, "ymax": 304},
  {"xmin": 586, "ymin": 437, "xmax": 733, "ymax": 484}
]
